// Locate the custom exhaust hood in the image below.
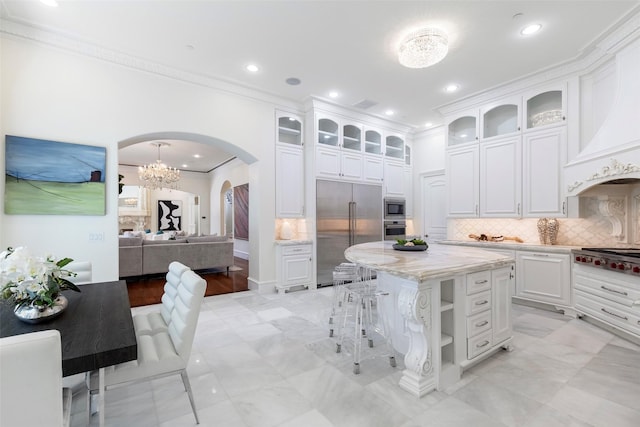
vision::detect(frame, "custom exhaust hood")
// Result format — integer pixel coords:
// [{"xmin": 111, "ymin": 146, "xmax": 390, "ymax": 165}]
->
[{"xmin": 564, "ymin": 36, "xmax": 640, "ymax": 197}]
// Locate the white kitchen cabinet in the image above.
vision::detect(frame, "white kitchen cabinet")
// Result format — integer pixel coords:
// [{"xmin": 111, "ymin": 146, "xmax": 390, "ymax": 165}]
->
[
  {"xmin": 384, "ymin": 134, "xmax": 405, "ymax": 160},
  {"xmin": 479, "ymin": 135, "xmax": 522, "ymax": 217},
  {"xmin": 523, "ymin": 84, "xmax": 567, "ymax": 131},
  {"xmin": 446, "ymin": 145, "xmax": 479, "ymax": 217},
  {"xmin": 403, "ymin": 166, "xmax": 413, "ymax": 218},
  {"xmin": 275, "ymin": 111, "xmax": 304, "ymax": 218},
  {"xmin": 516, "ymin": 251, "xmax": 571, "ymax": 307},
  {"xmin": 447, "ymin": 110, "xmax": 479, "ymax": 147},
  {"xmin": 522, "ymin": 126, "xmax": 567, "ymax": 217},
  {"xmin": 492, "ymin": 265, "xmax": 514, "ymax": 344},
  {"xmin": 314, "ymin": 115, "xmax": 364, "ymax": 181},
  {"xmin": 480, "ymin": 96, "xmax": 521, "ymax": 140},
  {"xmin": 275, "ymin": 243, "xmax": 313, "ymax": 294},
  {"xmin": 276, "ymin": 111, "xmax": 303, "ymax": 146},
  {"xmin": 363, "ymin": 154, "xmax": 383, "ymax": 183},
  {"xmin": 383, "ymin": 159, "xmax": 405, "ymax": 197},
  {"xmin": 463, "ymin": 266, "xmax": 513, "ymax": 361},
  {"xmin": 275, "ymin": 145, "xmax": 304, "ymax": 217},
  {"xmin": 364, "ymin": 128, "xmax": 383, "ymax": 156},
  {"xmin": 315, "ymin": 145, "xmax": 363, "ymax": 181}
]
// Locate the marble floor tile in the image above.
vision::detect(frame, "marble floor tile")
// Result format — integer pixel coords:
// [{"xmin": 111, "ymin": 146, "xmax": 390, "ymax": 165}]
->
[
  {"xmin": 74, "ymin": 289, "xmax": 640, "ymax": 427},
  {"xmin": 452, "ymin": 377, "xmax": 543, "ymax": 427},
  {"xmin": 404, "ymin": 396, "xmax": 508, "ymax": 427},
  {"xmin": 547, "ymin": 385, "xmax": 640, "ymax": 427}
]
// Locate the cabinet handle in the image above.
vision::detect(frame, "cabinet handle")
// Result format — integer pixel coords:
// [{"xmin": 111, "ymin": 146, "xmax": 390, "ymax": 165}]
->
[
  {"xmin": 600, "ymin": 285, "xmax": 628, "ymax": 296},
  {"xmin": 475, "ymin": 320, "xmax": 489, "ymax": 327},
  {"xmin": 474, "ymin": 300, "xmax": 489, "ymax": 306},
  {"xmin": 475, "ymin": 280, "xmax": 488, "ymax": 284},
  {"xmin": 532, "ymin": 253, "xmax": 549, "ymax": 257},
  {"xmin": 601, "ymin": 308, "xmax": 628, "ymax": 321},
  {"xmin": 476, "ymin": 340, "xmax": 490, "ymax": 348},
  {"xmin": 562, "ymin": 201, "xmax": 566, "ymax": 215},
  {"xmin": 475, "ymin": 204, "xmax": 479, "ymax": 215},
  {"xmin": 517, "ymin": 203, "xmax": 521, "ymax": 215}
]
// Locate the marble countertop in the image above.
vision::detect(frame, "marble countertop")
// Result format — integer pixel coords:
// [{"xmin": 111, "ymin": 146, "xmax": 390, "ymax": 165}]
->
[
  {"xmin": 438, "ymin": 240, "xmax": 580, "ymax": 254},
  {"xmin": 345, "ymin": 241, "xmax": 515, "ymax": 282},
  {"xmin": 274, "ymin": 239, "xmax": 313, "ymax": 246}
]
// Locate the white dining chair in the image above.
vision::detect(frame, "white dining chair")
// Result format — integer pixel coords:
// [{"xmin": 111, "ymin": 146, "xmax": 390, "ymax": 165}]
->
[
  {"xmin": 90, "ymin": 268, "xmax": 207, "ymax": 424},
  {"xmin": 66, "ymin": 260, "xmax": 92, "ymax": 285},
  {"xmin": 133, "ymin": 261, "xmax": 190, "ymax": 336},
  {"xmin": 0, "ymin": 330, "xmax": 72, "ymax": 427}
]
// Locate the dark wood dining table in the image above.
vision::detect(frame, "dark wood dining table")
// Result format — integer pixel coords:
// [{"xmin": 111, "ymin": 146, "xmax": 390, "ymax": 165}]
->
[{"xmin": 0, "ymin": 280, "xmax": 137, "ymax": 426}]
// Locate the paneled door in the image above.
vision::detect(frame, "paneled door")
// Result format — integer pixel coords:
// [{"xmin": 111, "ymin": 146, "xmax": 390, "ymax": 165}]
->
[{"xmin": 421, "ymin": 171, "xmax": 447, "ymax": 242}]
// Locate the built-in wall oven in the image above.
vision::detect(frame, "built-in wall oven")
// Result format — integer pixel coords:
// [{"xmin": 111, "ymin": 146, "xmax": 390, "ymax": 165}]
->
[
  {"xmin": 384, "ymin": 198, "xmax": 406, "ymax": 220},
  {"xmin": 572, "ymin": 248, "xmax": 640, "ymax": 340},
  {"xmin": 384, "ymin": 220, "xmax": 406, "ymax": 241}
]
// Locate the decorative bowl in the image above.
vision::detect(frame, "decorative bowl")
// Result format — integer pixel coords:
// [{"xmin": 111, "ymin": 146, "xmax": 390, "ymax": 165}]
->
[{"xmin": 392, "ymin": 244, "xmax": 428, "ymax": 252}]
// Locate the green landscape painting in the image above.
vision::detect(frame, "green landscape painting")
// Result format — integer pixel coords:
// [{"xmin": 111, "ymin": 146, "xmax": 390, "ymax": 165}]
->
[{"xmin": 4, "ymin": 135, "xmax": 106, "ymax": 215}]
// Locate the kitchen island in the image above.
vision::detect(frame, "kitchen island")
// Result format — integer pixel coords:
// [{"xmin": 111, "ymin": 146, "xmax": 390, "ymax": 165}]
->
[{"xmin": 345, "ymin": 241, "xmax": 515, "ymax": 397}]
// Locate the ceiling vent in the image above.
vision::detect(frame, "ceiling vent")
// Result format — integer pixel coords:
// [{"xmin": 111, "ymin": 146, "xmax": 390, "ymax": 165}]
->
[{"xmin": 353, "ymin": 99, "xmax": 378, "ymax": 110}]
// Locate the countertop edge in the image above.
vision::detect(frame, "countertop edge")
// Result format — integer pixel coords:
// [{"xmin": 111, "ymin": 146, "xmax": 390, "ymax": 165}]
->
[{"xmin": 438, "ymin": 240, "xmax": 579, "ymax": 254}]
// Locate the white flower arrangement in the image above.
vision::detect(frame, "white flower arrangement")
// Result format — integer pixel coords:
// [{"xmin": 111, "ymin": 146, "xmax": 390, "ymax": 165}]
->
[{"xmin": 0, "ymin": 247, "xmax": 80, "ymax": 309}]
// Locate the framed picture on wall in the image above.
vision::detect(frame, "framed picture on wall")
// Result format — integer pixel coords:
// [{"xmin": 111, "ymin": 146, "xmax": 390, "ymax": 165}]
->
[
  {"xmin": 158, "ymin": 200, "xmax": 182, "ymax": 231},
  {"xmin": 4, "ymin": 135, "xmax": 106, "ymax": 215}
]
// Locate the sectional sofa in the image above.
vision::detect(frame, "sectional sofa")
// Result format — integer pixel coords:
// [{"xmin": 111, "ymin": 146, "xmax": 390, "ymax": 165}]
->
[{"xmin": 118, "ymin": 235, "xmax": 234, "ymax": 278}]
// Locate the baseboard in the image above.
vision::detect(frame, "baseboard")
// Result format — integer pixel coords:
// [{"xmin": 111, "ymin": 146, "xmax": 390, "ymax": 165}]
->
[
  {"xmin": 248, "ymin": 277, "xmax": 276, "ymax": 294},
  {"xmin": 234, "ymin": 249, "xmax": 249, "ymax": 260}
]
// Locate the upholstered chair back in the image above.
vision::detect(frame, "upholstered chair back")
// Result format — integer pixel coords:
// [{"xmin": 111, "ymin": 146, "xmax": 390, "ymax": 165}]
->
[
  {"xmin": 67, "ymin": 261, "xmax": 92, "ymax": 285},
  {"xmin": 161, "ymin": 261, "xmax": 190, "ymax": 325},
  {"xmin": 0, "ymin": 330, "xmax": 66, "ymax": 426},
  {"xmin": 167, "ymin": 269, "xmax": 206, "ymax": 360}
]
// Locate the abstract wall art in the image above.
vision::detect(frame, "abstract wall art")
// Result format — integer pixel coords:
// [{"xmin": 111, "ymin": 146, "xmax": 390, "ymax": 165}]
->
[
  {"xmin": 4, "ymin": 135, "xmax": 106, "ymax": 215},
  {"xmin": 158, "ymin": 200, "xmax": 182, "ymax": 231}
]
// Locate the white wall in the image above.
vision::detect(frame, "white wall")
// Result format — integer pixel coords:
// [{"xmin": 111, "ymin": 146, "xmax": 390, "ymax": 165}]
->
[{"xmin": 0, "ymin": 37, "xmax": 278, "ymax": 286}]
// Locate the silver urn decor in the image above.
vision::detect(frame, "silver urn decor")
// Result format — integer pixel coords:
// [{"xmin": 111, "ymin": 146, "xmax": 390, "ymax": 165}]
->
[
  {"xmin": 547, "ymin": 218, "xmax": 559, "ymax": 245},
  {"xmin": 537, "ymin": 218, "xmax": 548, "ymax": 244},
  {"xmin": 13, "ymin": 294, "xmax": 68, "ymax": 324},
  {"xmin": 536, "ymin": 218, "xmax": 559, "ymax": 245}
]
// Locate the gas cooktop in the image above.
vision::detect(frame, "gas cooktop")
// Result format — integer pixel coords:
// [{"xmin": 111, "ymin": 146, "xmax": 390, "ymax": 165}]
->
[{"xmin": 580, "ymin": 248, "xmax": 640, "ymax": 258}]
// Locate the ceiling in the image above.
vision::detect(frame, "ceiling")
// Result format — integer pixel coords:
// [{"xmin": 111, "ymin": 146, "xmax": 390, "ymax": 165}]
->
[{"xmin": 2, "ymin": 0, "xmax": 639, "ymax": 172}]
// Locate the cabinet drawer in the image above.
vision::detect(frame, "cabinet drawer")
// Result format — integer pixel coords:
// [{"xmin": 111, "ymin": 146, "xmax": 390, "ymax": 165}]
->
[
  {"xmin": 467, "ymin": 310, "xmax": 492, "ymax": 338},
  {"xmin": 466, "ymin": 290, "xmax": 492, "ymax": 316},
  {"xmin": 574, "ymin": 267, "xmax": 640, "ymax": 307},
  {"xmin": 575, "ymin": 290, "xmax": 640, "ymax": 337},
  {"xmin": 282, "ymin": 245, "xmax": 311, "ymax": 256},
  {"xmin": 467, "ymin": 271, "xmax": 491, "ymax": 295},
  {"xmin": 467, "ymin": 330, "xmax": 493, "ymax": 359}
]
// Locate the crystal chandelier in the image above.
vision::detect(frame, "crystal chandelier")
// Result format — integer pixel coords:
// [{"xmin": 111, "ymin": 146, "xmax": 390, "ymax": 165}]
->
[
  {"xmin": 138, "ymin": 142, "xmax": 180, "ymax": 190},
  {"xmin": 398, "ymin": 27, "xmax": 449, "ymax": 69}
]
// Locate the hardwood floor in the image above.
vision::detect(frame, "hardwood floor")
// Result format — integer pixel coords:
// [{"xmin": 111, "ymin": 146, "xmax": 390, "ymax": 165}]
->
[{"xmin": 126, "ymin": 257, "xmax": 249, "ymax": 307}]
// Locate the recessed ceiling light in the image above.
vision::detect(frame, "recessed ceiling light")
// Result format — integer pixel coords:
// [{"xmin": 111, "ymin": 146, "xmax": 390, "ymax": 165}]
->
[
  {"xmin": 40, "ymin": 0, "xmax": 58, "ymax": 7},
  {"xmin": 425, "ymin": 122, "xmax": 433, "ymax": 128},
  {"xmin": 460, "ymin": 134, "xmax": 467, "ymax": 138},
  {"xmin": 285, "ymin": 77, "xmax": 301, "ymax": 85},
  {"xmin": 329, "ymin": 91, "xmax": 340, "ymax": 99},
  {"xmin": 193, "ymin": 154, "xmax": 201, "ymax": 158},
  {"xmin": 246, "ymin": 64, "xmax": 259, "ymax": 73},
  {"xmin": 182, "ymin": 164, "xmax": 188, "ymax": 168},
  {"xmin": 385, "ymin": 110, "xmax": 394, "ymax": 116},
  {"xmin": 445, "ymin": 84, "xmax": 459, "ymax": 93},
  {"xmin": 521, "ymin": 24, "xmax": 542, "ymax": 36}
]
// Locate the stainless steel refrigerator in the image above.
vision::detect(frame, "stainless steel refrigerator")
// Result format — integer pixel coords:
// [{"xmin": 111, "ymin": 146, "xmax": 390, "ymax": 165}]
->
[{"xmin": 316, "ymin": 180, "xmax": 382, "ymax": 286}]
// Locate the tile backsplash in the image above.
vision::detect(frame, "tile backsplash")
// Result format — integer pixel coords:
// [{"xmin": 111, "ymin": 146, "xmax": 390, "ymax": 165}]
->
[{"xmin": 448, "ymin": 216, "xmax": 636, "ymax": 247}]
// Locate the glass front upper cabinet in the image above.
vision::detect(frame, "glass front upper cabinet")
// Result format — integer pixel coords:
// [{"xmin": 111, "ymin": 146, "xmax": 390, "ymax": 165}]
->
[
  {"xmin": 525, "ymin": 89, "xmax": 565, "ymax": 130},
  {"xmin": 385, "ymin": 135, "xmax": 404, "ymax": 160},
  {"xmin": 365, "ymin": 129, "xmax": 383, "ymax": 155},
  {"xmin": 317, "ymin": 117, "xmax": 339, "ymax": 147},
  {"xmin": 448, "ymin": 115, "xmax": 477, "ymax": 146},
  {"xmin": 342, "ymin": 124, "xmax": 362, "ymax": 152},
  {"xmin": 482, "ymin": 104, "xmax": 519, "ymax": 139},
  {"xmin": 277, "ymin": 114, "xmax": 303, "ymax": 146}
]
